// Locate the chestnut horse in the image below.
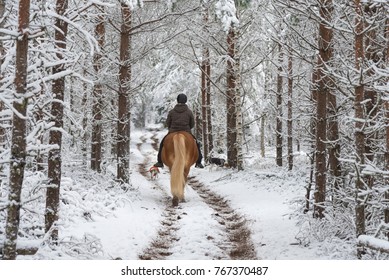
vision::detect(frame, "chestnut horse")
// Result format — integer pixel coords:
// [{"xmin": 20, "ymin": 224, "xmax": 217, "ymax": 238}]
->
[{"xmin": 161, "ymin": 131, "xmax": 198, "ymax": 206}]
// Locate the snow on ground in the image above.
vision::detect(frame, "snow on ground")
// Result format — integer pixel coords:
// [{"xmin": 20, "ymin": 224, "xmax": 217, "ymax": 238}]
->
[{"xmin": 14, "ymin": 128, "xmax": 357, "ymax": 260}]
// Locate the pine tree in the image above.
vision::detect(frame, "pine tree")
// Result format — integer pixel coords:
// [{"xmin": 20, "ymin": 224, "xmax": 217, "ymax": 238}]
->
[
  {"xmin": 287, "ymin": 43, "xmax": 293, "ymax": 171},
  {"xmin": 3, "ymin": 0, "xmax": 31, "ymax": 259},
  {"xmin": 91, "ymin": 13, "xmax": 106, "ymax": 172},
  {"xmin": 117, "ymin": 2, "xmax": 131, "ymax": 184},
  {"xmin": 226, "ymin": 24, "xmax": 238, "ymax": 168},
  {"xmin": 275, "ymin": 41, "xmax": 283, "ymax": 167},
  {"xmin": 354, "ymin": 0, "xmax": 366, "ymax": 240},
  {"xmin": 45, "ymin": 0, "xmax": 69, "ymax": 240},
  {"xmin": 314, "ymin": 0, "xmax": 333, "ymax": 219}
]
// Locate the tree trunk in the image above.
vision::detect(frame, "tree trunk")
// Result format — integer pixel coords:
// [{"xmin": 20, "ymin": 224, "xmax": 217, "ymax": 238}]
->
[
  {"xmin": 386, "ymin": 99, "xmax": 389, "ymax": 240},
  {"xmin": 0, "ymin": 0, "xmax": 7, "ymax": 176},
  {"xmin": 3, "ymin": 0, "xmax": 30, "ymax": 260},
  {"xmin": 324, "ymin": 1, "xmax": 341, "ymax": 201},
  {"xmin": 81, "ymin": 69, "xmax": 89, "ymax": 168},
  {"xmin": 305, "ymin": 67, "xmax": 319, "ymax": 213},
  {"xmin": 354, "ymin": 0, "xmax": 366, "ymax": 243},
  {"xmin": 117, "ymin": 3, "xmax": 131, "ymax": 184},
  {"xmin": 45, "ymin": 0, "xmax": 68, "ymax": 240},
  {"xmin": 260, "ymin": 115, "xmax": 266, "ymax": 158},
  {"xmin": 385, "ymin": 13, "xmax": 389, "ymax": 240},
  {"xmin": 110, "ymin": 98, "xmax": 117, "ymax": 156},
  {"xmin": 91, "ymin": 14, "xmax": 105, "ymax": 172},
  {"xmin": 206, "ymin": 59, "xmax": 213, "ymax": 155},
  {"xmin": 364, "ymin": 3, "xmax": 378, "ymax": 162},
  {"xmin": 201, "ymin": 2, "xmax": 211, "ymax": 160},
  {"xmin": 276, "ymin": 42, "xmax": 283, "ymax": 167},
  {"xmin": 226, "ymin": 25, "xmax": 238, "ymax": 168},
  {"xmin": 235, "ymin": 55, "xmax": 243, "ymax": 171},
  {"xmin": 261, "ymin": 62, "xmax": 270, "ymax": 158},
  {"xmin": 314, "ymin": 0, "xmax": 333, "ymax": 219},
  {"xmin": 33, "ymin": 106, "xmax": 44, "ymax": 172},
  {"xmin": 287, "ymin": 44, "xmax": 293, "ymax": 171},
  {"xmin": 327, "ymin": 90, "xmax": 341, "ymax": 195},
  {"xmin": 195, "ymin": 104, "xmax": 202, "ymax": 140},
  {"xmin": 201, "ymin": 47, "xmax": 208, "ymax": 160},
  {"xmin": 363, "ymin": 4, "xmax": 380, "ymax": 190}
]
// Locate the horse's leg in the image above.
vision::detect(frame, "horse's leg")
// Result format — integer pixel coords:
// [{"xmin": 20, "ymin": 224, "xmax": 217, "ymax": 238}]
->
[
  {"xmin": 180, "ymin": 168, "xmax": 190, "ymax": 203},
  {"xmin": 172, "ymin": 196, "xmax": 179, "ymax": 207}
]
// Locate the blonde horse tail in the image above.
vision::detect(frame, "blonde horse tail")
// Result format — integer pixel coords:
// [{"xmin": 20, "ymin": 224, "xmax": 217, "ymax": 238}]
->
[{"xmin": 171, "ymin": 134, "xmax": 186, "ymax": 204}]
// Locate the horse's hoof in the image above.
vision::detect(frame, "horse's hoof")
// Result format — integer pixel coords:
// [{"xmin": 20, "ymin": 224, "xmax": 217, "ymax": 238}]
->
[{"xmin": 172, "ymin": 197, "xmax": 179, "ymax": 207}]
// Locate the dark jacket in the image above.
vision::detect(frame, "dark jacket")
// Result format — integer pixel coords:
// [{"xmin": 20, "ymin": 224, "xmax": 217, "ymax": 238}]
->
[{"xmin": 166, "ymin": 104, "xmax": 194, "ymax": 133}]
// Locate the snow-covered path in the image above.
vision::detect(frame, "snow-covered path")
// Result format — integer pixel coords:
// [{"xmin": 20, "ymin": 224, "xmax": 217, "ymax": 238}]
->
[
  {"xmin": 23, "ymin": 128, "xmax": 339, "ymax": 260},
  {"xmin": 137, "ymin": 130, "xmax": 256, "ymax": 260}
]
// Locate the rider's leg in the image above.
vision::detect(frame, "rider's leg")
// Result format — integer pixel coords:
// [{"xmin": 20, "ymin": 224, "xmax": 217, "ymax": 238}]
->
[
  {"xmin": 154, "ymin": 136, "xmax": 166, "ymax": 167},
  {"xmin": 193, "ymin": 136, "xmax": 204, "ymax": 168}
]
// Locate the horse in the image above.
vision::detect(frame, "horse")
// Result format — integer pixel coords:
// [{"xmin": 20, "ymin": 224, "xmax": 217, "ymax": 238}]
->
[{"xmin": 161, "ymin": 131, "xmax": 198, "ymax": 206}]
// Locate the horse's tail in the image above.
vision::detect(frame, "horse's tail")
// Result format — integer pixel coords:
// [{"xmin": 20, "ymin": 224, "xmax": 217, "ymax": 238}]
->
[{"xmin": 171, "ymin": 133, "xmax": 186, "ymax": 201}]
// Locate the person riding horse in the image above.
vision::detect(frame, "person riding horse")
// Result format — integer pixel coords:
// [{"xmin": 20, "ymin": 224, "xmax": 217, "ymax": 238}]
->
[{"xmin": 154, "ymin": 94, "xmax": 204, "ymax": 168}]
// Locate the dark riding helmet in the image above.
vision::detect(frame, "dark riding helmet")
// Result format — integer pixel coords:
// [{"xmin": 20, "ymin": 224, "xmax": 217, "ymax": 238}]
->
[{"xmin": 177, "ymin": 94, "xmax": 187, "ymax": 104}]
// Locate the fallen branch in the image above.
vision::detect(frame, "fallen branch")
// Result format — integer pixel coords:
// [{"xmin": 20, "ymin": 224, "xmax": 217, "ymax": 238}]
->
[{"xmin": 358, "ymin": 235, "xmax": 389, "ymax": 254}]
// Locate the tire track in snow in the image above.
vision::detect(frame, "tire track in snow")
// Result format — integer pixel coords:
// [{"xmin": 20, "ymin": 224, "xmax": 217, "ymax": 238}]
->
[
  {"xmin": 137, "ymin": 132, "xmax": 256, "ymax": 259},
  {"xmin": 137, "ymin": 133, "xmax": 182, "ymax": 260},
  {"xmin": 188, "ymin": 177, "xmax": 257, "ymax": 260}
]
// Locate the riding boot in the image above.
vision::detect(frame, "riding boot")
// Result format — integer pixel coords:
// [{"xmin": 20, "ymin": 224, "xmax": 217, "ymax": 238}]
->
[
  {"xmin": 154, "ymin": 136, "xmax": 166, "ymax": 167},
  {"xmin": 195, "ymin": 139, "xmax": 204, "ymax": 168}
]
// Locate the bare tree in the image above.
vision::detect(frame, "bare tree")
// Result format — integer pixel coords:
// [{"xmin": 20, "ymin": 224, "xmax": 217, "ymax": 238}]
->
[
  {"xmin": 3, "ymin": 0, "xmax": 30, "ymax": 260},
  {"xmin": 45, "ymin": 0, "xmax": 69, "ymax": 240}
]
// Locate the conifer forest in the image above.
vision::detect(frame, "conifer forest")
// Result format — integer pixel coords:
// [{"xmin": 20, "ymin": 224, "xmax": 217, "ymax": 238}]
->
[{"xmin": 1, "ymin": 0, "xmax": 389, "ymax": 260}]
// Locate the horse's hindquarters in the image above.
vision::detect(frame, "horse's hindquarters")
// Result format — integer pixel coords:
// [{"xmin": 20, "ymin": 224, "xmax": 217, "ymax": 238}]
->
[{"xmin": 161, "ymin": 132, "xmax": 198, "ymax": 206}]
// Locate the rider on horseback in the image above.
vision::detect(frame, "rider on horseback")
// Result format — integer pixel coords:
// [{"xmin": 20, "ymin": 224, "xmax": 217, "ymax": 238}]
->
[{"xmin": 154, "ymin": 94, "xmax": 204, "ymax": 168}]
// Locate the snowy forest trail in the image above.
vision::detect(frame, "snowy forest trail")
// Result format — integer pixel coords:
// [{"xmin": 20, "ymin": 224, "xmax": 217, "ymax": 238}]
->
[{"xmin": 136, "ymin": 130, "xmax": 257, "ymax": 260}]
